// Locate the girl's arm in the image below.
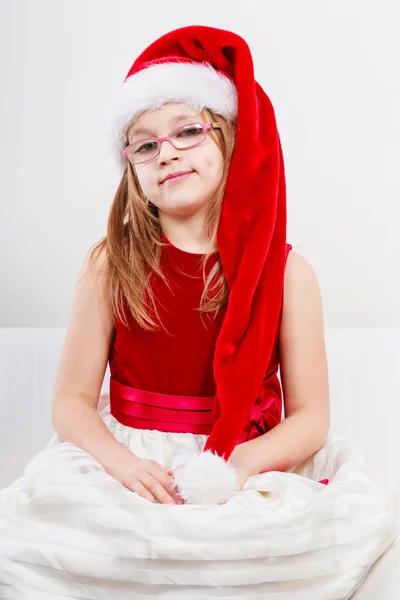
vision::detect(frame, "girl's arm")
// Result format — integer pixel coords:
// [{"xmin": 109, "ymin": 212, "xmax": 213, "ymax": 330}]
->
[
  {"xmin": 51, "ymin": 250, "xmax": 181, "ymax": 504},
  {"xmin": 230, "ymin": 251, "xmax": 330, "ymax": 478},
  {"xmin": 51, "ymin": 249, "xmax": 130, "ymax": 472}
]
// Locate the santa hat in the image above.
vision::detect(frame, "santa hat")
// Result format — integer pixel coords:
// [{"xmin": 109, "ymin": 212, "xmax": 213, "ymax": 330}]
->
[{"xmin": 108, "ymin": 25, "xmax": 287, "ymax": 503}]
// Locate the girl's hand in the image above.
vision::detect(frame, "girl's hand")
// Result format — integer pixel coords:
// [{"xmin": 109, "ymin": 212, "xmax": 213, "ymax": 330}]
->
[
  {"xmin": 234, "ymin": 468, "xmax": 249, "ymax": 490},
  {"xmin": 108, "ymin": 454, "xmax": 184, "ymax": 504},
  {"xmin": 229, "ymin": 443, "xmax": 256, "ymax": 489}
]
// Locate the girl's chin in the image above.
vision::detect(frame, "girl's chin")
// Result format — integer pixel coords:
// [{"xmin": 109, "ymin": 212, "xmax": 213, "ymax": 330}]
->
[{"xmin": 157, "ymin": 198, "xmax": 207, "ymax": 217}]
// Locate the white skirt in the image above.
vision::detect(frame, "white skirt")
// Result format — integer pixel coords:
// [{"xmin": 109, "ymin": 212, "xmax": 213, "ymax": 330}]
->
[{"xmin": 0, "ymin": 401, "xmax": 398, "ymax": 600}]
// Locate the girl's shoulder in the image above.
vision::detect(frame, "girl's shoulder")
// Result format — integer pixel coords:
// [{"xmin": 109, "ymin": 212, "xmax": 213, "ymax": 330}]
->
[
  {"xmin": 283, "ymin": 249, "xmax": 323, "ymax": 321},
  {"xmin": 285, "ymin": 249, "xmax": 319, "ymax": 284},
  {"xmin": 280, "ymin": 251, "xmax": 323, "ymax": 356}
]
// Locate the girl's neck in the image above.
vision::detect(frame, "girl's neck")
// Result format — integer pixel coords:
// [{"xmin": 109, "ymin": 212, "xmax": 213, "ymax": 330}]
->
[{"xmin": 159, "ymin": 214, "xmax": 215, "ymax": 254}]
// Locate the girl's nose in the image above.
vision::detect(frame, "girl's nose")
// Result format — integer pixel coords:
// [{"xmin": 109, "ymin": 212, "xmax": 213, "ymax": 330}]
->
[{"xmin": 157, "ymin": 139, "xmax": 181, "ymax": 163}]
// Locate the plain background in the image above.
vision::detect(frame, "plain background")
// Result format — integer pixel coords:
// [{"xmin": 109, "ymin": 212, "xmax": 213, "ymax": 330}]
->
[{"xmin": 1, "ymin": 0, "xmax": 399, "ymax": 328}]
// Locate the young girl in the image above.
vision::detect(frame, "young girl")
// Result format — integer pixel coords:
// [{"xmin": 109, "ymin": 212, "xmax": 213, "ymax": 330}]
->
[{"xmin": 0, "ymin": 25, "xmax": 398, "ymax": 599}]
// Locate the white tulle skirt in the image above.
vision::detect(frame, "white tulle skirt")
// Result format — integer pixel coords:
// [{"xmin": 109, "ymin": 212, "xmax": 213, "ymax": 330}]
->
[{"xmin": 0, "ymin": 402, "xmax": 398, "ymax": 600}]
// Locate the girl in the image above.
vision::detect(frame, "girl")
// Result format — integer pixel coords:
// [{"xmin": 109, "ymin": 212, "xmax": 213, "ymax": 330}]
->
[{"xmin": 0, "ymin": 24, "xmax": 398, "ymax": 600}]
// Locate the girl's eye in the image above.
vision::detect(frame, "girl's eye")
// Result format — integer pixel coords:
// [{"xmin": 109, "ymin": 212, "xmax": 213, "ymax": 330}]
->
[
  {"xmin": 135, "ymin": 141, "xmax": 158, "ymax": 154},
  {"xmin": 177, "ymin": 126, "xmax": 203, "ymax": 138}
]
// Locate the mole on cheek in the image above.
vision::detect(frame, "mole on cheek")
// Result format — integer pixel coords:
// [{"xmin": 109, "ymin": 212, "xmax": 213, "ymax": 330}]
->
[{"xmin": 205, "ymin": 158, "xmax": 214, "ymax": 169}]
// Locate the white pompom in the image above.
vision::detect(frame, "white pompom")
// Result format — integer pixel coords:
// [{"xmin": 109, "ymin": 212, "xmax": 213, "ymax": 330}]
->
[{"xmin": 172, "ymin": 451, "xmax": 239, "ymax": 505}]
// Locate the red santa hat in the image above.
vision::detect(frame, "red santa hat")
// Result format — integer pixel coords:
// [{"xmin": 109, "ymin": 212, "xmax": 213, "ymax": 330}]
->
[{"xmin": 108, "ymin": 25, "xmax": 287, "ymax": 503}]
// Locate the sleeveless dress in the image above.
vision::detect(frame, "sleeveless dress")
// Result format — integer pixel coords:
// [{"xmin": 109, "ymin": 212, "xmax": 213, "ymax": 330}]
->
[
  {"xmin": 108, "ymin": 233, "xmax": 288, "ymax": 442},
  {"xmin": 0, "ymin": 236, "xmax": 398, "ymax": 600}
]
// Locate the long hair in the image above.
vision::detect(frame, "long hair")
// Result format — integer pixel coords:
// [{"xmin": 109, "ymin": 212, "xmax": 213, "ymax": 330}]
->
[{"xmin": 89, "ymin": 108, "xmax": 237, "ymax": 331}]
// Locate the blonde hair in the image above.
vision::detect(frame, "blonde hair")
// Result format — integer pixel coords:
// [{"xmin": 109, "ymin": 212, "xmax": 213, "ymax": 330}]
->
[{"xmin": 90, "ymin": 108, "xmax": 237, "ymax": 331}]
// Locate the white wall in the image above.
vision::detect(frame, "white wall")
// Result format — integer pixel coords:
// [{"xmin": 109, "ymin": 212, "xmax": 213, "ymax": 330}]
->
[{"xmin": 1, "ymin": 0, "xmax": 399, "ymax": 327}]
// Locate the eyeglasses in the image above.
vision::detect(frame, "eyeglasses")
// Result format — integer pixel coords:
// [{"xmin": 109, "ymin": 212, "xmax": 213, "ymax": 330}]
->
[{"xmin": 123, "ymin": 122, "xmax": 222, "ymax": 165}]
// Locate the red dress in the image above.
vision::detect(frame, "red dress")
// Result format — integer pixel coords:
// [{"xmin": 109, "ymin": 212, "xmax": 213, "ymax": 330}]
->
[{"xmin": 109, "ymin": 234, "xmax": 292, "ymax": 442}]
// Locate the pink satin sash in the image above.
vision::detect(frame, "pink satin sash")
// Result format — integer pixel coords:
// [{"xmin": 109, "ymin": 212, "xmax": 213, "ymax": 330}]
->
[
  {"xmin": 110, "ymin": 377, "xmax": 214, "ymax": 434},
  {"xmin": 109, "ymin": 377, "xmax": 330, "ymax": 483}
]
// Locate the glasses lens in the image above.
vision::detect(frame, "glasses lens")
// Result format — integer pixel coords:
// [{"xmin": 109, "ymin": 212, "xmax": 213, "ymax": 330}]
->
[
  {"xmin": 125, "ymin": 124, "xmax": 206, "ymax": 164},
  {"xmin": 171, "ymin": 124, "xmax": 205, "ymax": 148},
  {"xmin": 126, "ymin": 140, "xmax": 159, "ymax": 164}
]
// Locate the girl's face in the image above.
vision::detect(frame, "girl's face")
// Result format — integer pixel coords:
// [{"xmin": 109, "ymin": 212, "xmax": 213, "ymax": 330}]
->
[{"xmin": 126, "ymin": 103, "xmax": 224, "ymax": 219}]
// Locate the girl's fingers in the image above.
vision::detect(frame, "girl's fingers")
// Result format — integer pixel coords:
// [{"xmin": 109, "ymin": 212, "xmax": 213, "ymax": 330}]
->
[
  {"xmin": 168, "ymin": 464, "xmax": 185, "ymax": 476},
  {"xmin": 140, "ymin": 472, "xmax": 177, "ymax": 505},
  {"xmin": 128, "ymin": 479, "xmax": 154, "ymax": 502},
  {"xmin": 151, "ymin": 464, "xmax": 184, "ymax": 503}
]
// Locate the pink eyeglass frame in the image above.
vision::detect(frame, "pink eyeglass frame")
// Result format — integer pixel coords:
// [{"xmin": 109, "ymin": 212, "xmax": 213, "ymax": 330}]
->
[{"xmin": 123, "ymin": 122, "xmax": 221, "ymax": 165}]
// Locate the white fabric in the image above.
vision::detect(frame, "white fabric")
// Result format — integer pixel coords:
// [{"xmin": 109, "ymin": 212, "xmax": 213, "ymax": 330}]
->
[
  {"xmin": 351, "ymin": 538, "xmax": 400, "ymax": 599},
  {"xmin": 0, "ymin": 402, "xmax": 398, "ymax": 599}
]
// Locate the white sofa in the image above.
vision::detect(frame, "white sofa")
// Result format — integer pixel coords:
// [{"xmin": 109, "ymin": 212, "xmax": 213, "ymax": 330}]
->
[{"xmin": 0, "ymin": 327, "xmax": 399, "ymax": 597}]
